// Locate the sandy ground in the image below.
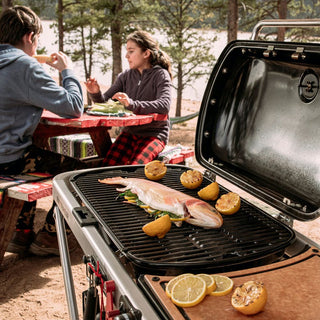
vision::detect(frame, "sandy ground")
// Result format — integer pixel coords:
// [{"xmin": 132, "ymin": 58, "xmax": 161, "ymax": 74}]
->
[{"xmin": 1, "ymin": 99, "xmax": 320, "ymax": 319}]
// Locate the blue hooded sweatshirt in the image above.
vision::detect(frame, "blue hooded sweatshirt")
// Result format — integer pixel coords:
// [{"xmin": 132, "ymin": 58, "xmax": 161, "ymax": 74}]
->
[{"xmin": 0, "ymin": 45, "xmax": 83, "ymax": 164}]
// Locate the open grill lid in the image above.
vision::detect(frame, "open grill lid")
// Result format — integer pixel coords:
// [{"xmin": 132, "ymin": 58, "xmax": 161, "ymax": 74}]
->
[{"xmin": 195, "ymin": 39, "xmax": 320, "ymax": 221}]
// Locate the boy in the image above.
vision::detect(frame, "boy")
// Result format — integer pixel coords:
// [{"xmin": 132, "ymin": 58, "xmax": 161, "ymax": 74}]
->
[{"xmin": 0, "ymin": 6, "xmax": 85, "ymax": 255}]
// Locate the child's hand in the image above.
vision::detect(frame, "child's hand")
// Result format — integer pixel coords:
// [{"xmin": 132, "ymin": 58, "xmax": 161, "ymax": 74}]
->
[
  {"xmin": 47, "ymin": 51, "xmax": 72, "ymax": 72},
  {"xmin": 112, "ymin": 92, "xmax": 130, "ymax": 107},
  {"xmin": 84, "ymin": 77, "xmax": 100, "ymax": 94}
]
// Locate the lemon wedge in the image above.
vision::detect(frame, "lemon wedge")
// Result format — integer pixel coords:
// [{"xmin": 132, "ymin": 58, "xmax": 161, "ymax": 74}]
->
[{"xmin": 142, "ymin": 215, "xmax": 171, "ymax": 239}]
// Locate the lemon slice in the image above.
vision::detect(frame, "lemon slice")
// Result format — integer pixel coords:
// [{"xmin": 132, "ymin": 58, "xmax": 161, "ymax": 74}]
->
[
  {"xmin": 142, "ymin": 215, "xmax": 171, "ymax": 239},
  {"xmin": 210, "ymin": 275, "xmax": 234, "ymax": 296},
  {"xmin": 215, "ymin": 192, "xmax": 241, "ymax": 215},
  {"xmin": 231, "ymin": 280, "xmax": 267, "ymax": 315},
  {"xmin": 197, "ymin": 274, "xmax": 216, "ymax": 295},
  {"xmin": 124, "ymin": 196, "xmax": 136, "ymax": 200},
  {"xmin": 144, "ymin": 160, "xmax": 167, "ymax": 180},
  {"xmin": 170, "ymin": 217, "xmax": 189, "ymax": 222},
  {"xmin": 197, "ymin": 182, "xmax": 220, "ymax": 201},
  {"xmin": 165, "ymin": 273, "xmax": 193, "ymax": 298},
  {"xmin": 171, "ymin": 275, "xmax": 207, "ymax": 308}
]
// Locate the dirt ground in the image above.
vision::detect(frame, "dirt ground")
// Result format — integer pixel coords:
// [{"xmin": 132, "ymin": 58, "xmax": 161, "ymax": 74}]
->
[{"xmin": 0, "ymin": 99, "xmax": 319, "ymax": 319}]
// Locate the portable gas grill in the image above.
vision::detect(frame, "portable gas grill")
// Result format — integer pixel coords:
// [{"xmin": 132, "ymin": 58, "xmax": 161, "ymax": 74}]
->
[{"xmin": 53, "ymin": 20, "xmax": 320, "ymax": 320}]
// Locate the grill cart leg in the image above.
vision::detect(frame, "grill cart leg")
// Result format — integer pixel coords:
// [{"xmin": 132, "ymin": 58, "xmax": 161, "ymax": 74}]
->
[{"xmin": 54, "ymin": 205, "xmax": 80, "ymax": 320}]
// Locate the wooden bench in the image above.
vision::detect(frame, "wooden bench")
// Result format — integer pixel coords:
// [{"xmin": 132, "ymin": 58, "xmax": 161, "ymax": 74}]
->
[{"xmin": 0, "ymin": 174, "xmax": 53, "ymax": 265}]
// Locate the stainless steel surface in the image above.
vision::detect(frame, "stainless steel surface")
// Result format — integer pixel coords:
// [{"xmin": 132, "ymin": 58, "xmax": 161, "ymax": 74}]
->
[
  {"xmin": 55, "ymin": 206, "xmax": 79, "ymax": 320},
  {"xmin": 196, "ymin": 40, "xmax": 320, "ymax": 220},
  {"xmin": 251, "ymin": 19, "xmax": 320, "ymax": 40},
  {"xmin": 53, "ymin": 171, "xmax": 161, "ymax": 320}
]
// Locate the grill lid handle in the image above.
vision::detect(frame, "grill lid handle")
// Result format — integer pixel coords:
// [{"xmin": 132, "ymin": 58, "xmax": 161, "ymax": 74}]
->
[{"xmin": 251, "ymin": 19, "xmax": 320, "ymax": 40}]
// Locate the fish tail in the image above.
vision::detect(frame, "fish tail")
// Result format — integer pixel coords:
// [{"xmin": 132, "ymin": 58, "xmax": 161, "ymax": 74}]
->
[{"xmin": 99, "ymin": 177, "xmax": 125, "ymax": 185}]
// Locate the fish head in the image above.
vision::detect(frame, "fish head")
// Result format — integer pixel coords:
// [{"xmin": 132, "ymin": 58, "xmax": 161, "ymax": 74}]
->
[{"xmin": 184, "ymin": 199, "xmax": 223, "ymax": 228}]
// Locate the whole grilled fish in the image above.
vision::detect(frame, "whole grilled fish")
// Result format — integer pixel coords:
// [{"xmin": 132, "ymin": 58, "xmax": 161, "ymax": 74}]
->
[{"xmin": 99, "ymin": 177, "xmax": 223, "ymax": 228}]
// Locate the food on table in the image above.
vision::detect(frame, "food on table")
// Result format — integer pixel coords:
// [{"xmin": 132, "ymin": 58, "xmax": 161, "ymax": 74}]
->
[
  {"xmin": 33, "ymin": 54, "xmax": 54, "ymax": 63},
  {"xmin": 197, "ymin": 182, "xmax": 220, "ymax": 201},
  {"xmin": 197, "ymin": 274, "xmax": 216, "ymax": 295},
  {"xmin": 142, "ymin": 214, "xmax": 171, "ymax": 238},
  {"xmin": 144, "ymin": 160, "xmax": 167, "ymax": 181},
  {"xmin": 99, "ymin": 177, "xmax": 223, "ymax": 228},
  {"xmin": 165, "ymin": 273, "xmax": 193, "ymax": 298},
  {"xmin": 231, "ymin": 280, "xmax": 267, "ymax": 315},
  {"xmin": 170, "ymin": 275, "xmax": 207, "ymax": 307},
  {"xmin": 215, "ymin": 192, "xmax": 241, "ymax": 215},
  {"xmin": 180, "ymin": 169, "xmax": 203, "ymax": 189},
  {"xmin": 209, "ymin": 274, "xmax": 234, "ymax": 296},
  {"xmin": 88, "ymin": 100, "xmax": 132, "ymax": 115}
]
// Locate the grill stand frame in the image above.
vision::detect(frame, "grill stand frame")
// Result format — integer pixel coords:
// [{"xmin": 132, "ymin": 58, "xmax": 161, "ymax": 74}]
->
[
  {"xmin": 55, "ymin": 205, "xmax": 80, "ymax": 320},
  {"xmin": 53, "ymin": 171, "xmax": 161, "ymax": 320}
]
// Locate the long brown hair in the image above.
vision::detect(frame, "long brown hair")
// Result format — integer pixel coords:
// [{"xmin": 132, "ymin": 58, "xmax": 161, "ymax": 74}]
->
[{"xmin": 127, "ymin": 30, "xmax": 172, "ymax": 79}]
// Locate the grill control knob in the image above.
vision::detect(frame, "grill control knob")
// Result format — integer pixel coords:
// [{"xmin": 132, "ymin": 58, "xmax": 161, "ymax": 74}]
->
[{"xmin": 299, "ymin": 69, "xmax": 319, "ymax": 103}]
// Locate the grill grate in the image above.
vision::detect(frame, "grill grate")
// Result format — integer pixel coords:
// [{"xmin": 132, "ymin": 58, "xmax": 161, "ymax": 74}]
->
[{"xmin": 70, "ymin": 165, "xmax": 295, "ymax": 273}]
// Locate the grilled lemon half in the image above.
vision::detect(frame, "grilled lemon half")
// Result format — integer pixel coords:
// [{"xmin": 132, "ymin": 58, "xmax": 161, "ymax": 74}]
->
[
  {"xmin": 180, "ymin": 170, "xmax": 203, "ymax": 189},
  {"xmin": 215, "ymin": 192, "xmax": 241, "ymax": 215},
  {"xmin": 144, "ymin": 160, "xmax": 167, "ymax": 181},
  {"xmin": 231, "ymin": 280, "xmax": 267, "ymax": 315}
]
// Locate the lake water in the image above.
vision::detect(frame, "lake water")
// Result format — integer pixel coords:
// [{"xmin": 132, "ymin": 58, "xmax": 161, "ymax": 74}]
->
[{"xmin": 40, "ymin": 21, "xmax": 251, "ymax": 101}]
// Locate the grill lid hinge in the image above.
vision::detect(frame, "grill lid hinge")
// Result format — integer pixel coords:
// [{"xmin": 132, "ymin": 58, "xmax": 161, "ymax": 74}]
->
[
  {"xmin": 203, "ymin": 169, "xmax": 216, "ymax": 182},
  {"xmin": 291, "ymin": 47, "xmax": 306, "ymax": 60},
  {"xmin": 277, "ymin": 212, "xmax": 294, "ymax": 227},
  {"xmin": 263, "ymin": 45, "xmax": 277, "ymax": 58}
]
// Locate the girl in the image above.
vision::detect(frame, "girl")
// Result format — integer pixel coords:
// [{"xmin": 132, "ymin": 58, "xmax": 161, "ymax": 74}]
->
[{"xmin": 85, "ymin": 30, "xmax": 172, "ymax": 165}]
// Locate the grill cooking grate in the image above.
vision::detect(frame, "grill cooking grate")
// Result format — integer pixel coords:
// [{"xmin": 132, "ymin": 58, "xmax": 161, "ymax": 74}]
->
[{"xmin": 70, "ymin": 166, "xmax": 295, "ymax": 273}]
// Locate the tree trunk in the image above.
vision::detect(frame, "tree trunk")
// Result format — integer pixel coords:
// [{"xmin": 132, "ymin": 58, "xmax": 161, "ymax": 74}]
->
[
  {"xmin": 175, "ymin": 62, "xmax": 183, "ymax": 117},
  {"xmin": 111, "ymin": 25, "xmax": 122, "ymax": 84},
  {"xmin": 57, "ymin": 0, "xmax": 64, "ymax": 85},
  {"xmin": 2, "ymin": 0, "xmax": 13, "ymax": 11},
  {"xmin": 110, "ymin": 0, "xmax": 123, "ymax": 84},
  {"xmin": 227, "ymin": 0, "xmax": 238, "ymax": 42},
  {"xmin": 277, "ymin": 0, "xmax": 287, "ymax": 41}
]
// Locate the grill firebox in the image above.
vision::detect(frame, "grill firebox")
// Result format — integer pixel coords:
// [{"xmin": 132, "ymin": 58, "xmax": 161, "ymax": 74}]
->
[{"xmin": 69, "ymin": 165, "xmax": 295, "ymax": 275}]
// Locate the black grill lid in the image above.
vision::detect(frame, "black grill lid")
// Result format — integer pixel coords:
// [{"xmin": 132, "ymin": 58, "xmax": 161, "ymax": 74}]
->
[
  {"xmin": 196, "ymin": 40, "xmax": 320, "ymax": 221},
  {"xmin": 70, "ymin": 166, "xmax": 295, "ymax": 274}
]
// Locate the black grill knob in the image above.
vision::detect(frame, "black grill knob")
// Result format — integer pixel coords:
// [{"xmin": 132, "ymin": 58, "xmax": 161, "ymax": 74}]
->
[{"xmin": 299, "ymin": 69, "xmax": 319, "ymax": 103}]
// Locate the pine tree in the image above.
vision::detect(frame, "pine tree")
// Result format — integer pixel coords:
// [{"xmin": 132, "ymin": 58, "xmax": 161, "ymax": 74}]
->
[{"xmin": 153, "ymin": 0, "xmax": 216, "ymax": 117}]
